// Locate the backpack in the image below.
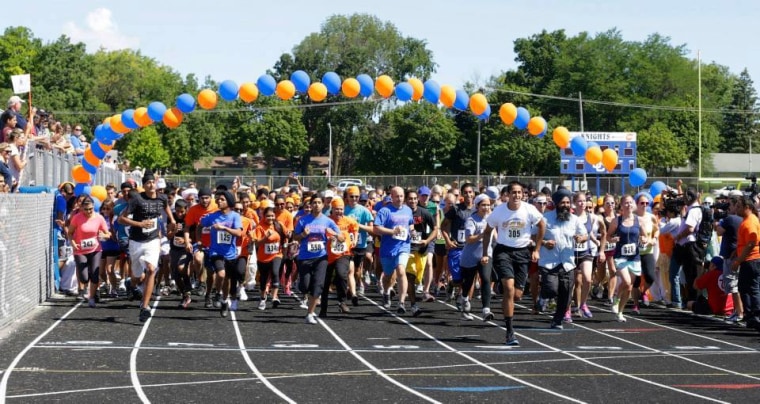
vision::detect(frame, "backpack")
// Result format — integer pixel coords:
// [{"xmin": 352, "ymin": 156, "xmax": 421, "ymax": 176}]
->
[{"xmin": 690, "ymin": 205, "xmax": 713, "ymax": 245}]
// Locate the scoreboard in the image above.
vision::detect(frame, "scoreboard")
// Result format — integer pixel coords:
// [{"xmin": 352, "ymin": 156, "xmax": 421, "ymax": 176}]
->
[{"xmin": 560, "ymin": 132, "xmax": 637, "ymax": 175}]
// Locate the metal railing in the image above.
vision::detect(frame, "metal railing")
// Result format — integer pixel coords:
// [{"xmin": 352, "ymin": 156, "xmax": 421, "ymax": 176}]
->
[{"xmin": 21, "ymin": 141, "xmax": 126, "ymax": 188}]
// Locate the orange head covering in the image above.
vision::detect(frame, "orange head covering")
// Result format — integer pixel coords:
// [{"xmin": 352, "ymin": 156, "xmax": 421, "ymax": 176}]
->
[
  {"xmin": 346, "ymin": 186, "xmax": 360, "ymax": 196},
  {"xmin": 331, "ymin": 196, "xmax": 345, "ymax": 208},
  {"xmin": 259, "ymin": 199, "xmax": 272, "ymax": 209}
]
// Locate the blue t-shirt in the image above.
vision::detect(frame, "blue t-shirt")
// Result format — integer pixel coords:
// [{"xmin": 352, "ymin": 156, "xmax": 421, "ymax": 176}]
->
[
  {"xmin": 344, "ymin": 204, "xmax": 374, "ymax": 248},
  {"xmin": 113, "ymin": 201, "xmax": 130, "ymax": 240},
  {"xmin": 100, "ymin": 214, "xmax": 120, "ymax": 251},
  {"xmin": 295, "ymin": 214, "xmax": 340, "ymax": 260},
  {"xmin": 200, "ymin": 210, "xmax": 242, "ymax": 260},
  {"xmin": 53, "ymin": 193, "xmax": 67, "ymax": 232},
  {"xmin": 374, "ymin": 204, "xmax": 414, "ymax": 258},
  {"xmin": 718, "ymin": 214, "xmax": 742, "ymax": 258},
  {"xmin": 68, "ymin": 134, "xmax": 84, "ymax": 159}
]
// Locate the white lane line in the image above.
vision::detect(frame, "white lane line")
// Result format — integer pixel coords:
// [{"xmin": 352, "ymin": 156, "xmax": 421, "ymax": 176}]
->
[
  {"xmin": 588, "ymin": 303, "xmax": 758, "ymax": 352},
  {"xmin": 316, "ymin": 317, "xmax": 443, "ymax": 403},
  {"xmin": 366, "ymin": 298, "xmax": 586, "ymax": 404},
  {"xmin": 130, "ymin": 296, "xmax": 161, "ymax": 404},
  {"xmin": 230, "ymin": 311, "xmax": 296, "ymax": 404},
  {"xmin": 439, "ymin": 300, "xmax": 731, "ymax": 404},
  {"xmin": 0, "ymin": 302, "xmax": 82, "ymax": 401}
]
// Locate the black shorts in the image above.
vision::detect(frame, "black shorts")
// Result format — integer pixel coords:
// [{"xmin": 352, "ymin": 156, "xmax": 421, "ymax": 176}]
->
[
  {"xmin": 434, "ymin": 244, "xmax": 447, "ymax": 257},
  {"xmin": 101, "ymin": 249, "xmax": 121, "ymax": 258},
  {"xmin": 574, "ymin": 252, "xmax": 595, "ymax": 264},
  {"xmin": 493, "ymin": 244, "xmax": 531, "ymax": 290}
]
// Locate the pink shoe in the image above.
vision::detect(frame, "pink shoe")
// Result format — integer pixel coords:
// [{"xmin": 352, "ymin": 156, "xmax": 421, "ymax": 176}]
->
[{"xmin": 580, "ymin": 304, "xmax": 593, "ymax": 318}]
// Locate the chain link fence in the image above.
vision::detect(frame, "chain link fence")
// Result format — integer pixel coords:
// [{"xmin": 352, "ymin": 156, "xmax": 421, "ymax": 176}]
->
[
  {"xmin": 21, "ymin": 141, "xmax": 125, "ymax": 189},
  {"xmin": 0, "ymin": 193, "xmax": 54, "ymax": 330}
]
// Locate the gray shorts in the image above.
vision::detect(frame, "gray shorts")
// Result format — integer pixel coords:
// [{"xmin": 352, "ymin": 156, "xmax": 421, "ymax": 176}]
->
[{"xmin": 723, "ymin": 259, "xmax": 738, "ymax": 293}]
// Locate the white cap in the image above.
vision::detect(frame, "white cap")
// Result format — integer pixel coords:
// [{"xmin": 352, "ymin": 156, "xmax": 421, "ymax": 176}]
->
[
  {"xmin": 474, "ymin": 194, "xmax": 490, "ymax": 206},
  {"xmin": 181, "ymin": 188, "xmax": 198, "ymax": 199},
  {"xmin": 323, "ymin": 190, "xmax": 334, "ymax": 199},
  {"xmin": 729, "ymin": 190, "xmax": 744, "ymax": 197},
  {"xmin": 703, "ymin": 196, "xmax": 714, "ymax": 205},
  {"xmin": 156, "ymin": 178, "xmax": 167, "ymax": 189},
  {"xmin": 7, "ymin": 95, "xmax": 25, "ymax": 106}
]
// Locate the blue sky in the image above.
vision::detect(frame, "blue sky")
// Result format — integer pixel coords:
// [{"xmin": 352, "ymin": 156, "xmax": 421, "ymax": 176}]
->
[{"xmin": 10, "ymin": 0, "xmax": 760, "ymax": 95}]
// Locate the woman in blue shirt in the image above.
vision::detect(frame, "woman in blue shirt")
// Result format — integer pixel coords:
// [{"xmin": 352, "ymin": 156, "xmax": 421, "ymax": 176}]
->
[{"xmin": 293, "ymin": 196, "xmax": 343, "ymax": 324}]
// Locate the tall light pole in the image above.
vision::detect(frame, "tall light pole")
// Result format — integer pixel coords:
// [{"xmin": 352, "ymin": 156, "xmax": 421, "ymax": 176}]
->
[{"xmin": 327, "ymin": 122, "xmax": 332, "ymax": 183}]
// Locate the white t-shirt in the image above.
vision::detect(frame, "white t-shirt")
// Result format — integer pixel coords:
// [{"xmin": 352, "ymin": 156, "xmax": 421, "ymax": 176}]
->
[
  {"xmin": 486, "ymin": 202, "xmax": 543, "ymax": 248},
  {"xmin": 677, "ymin": 204, "xmax": 702, "ymax": 246}
]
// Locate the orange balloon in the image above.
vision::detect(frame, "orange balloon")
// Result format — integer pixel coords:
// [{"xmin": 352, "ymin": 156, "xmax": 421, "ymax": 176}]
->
[
  {"xmin": 71, "ymin": 165, "xmax": 91, "ymax": 183},
  {"xmin": 198, "ymin": 89, "xmax": 218, "ymax": 110},
  {"xmin": 499, "ymin": 103, "xmax": 517, "ymax": 125},
  {"xmin": 407, "ymin": 78, "xmax": 424, "ymax": 101},
  {"xmin": 90, "ymin": 185, "xmax": 107, "ymax": 202},
  {"xmin": 341, "ymin": 78, "xmax": 361, "ymax": 98},
  {"xmin": 83, "ymin": 148, "xmax": 100, "ymax": 167},
  {"xmin": 552, "ymin": 126, "xmax": 570, "ymax": 148},
  {"xmin": 110, "ymin": 114, "xmax": 130, "ymax": 134},
  {"xmin": 527, "ymin": 117, "xmax": 547, "ymax": 136},
  {"xmin": 98, "ymin": 141, "xmax": 113, "ymax": 152},
  {"xmin": 585, "ymin": 146, "xmax": 603, "ymax": 165},
  {"xmin": 469, "ymin": 93, "xmax": 488, "ymax": 116},
  {"xmin": 602, "ymin": 148, "xmax": 619, "ymax": 171},
  {"xmin": 163, "ymin": 107, "xmax": 183, "ymax": 129},
  {"xmin": 239, "ymin": 82, "xmax": 259, "ymax": 103},
  {"xmin": 375, "ymin": 75, "xmax": 395, "ymax": 98},
  {"xmin": 102, "ymin": 116, "xmax": 112, "ymax": 126},
  {"xmin": 440, "ymin": 85, "xmax": 456, "ymax": 108},
  {"xmin": 134, "ymin": 107, "xmax": 153, "ymax": 127},
  {"xmin": 308, "ymin": 82, "xmax": 328, "ymax": 102},
  {"xmin": 276, "ymin": 80, "xmax": 296, "ymax": 100}
]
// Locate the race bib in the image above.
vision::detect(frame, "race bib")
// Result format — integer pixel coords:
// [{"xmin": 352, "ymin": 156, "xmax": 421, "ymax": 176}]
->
[
  {"xmin": 307, "ymin": 240, "xmax": 325, "ymax": 252},
  {"xmin": 393, "ymin": 227, "xmax": 409, "ymax": 241},
  {"xmin": 80, "ymin": 238, "xmax": 97, "ymax": 249},
  {"xmin": 349, "ymin": 233, "xmax": 356, "ymax": 244},
  {"xmin": 604, "ymin": 242, "xmax": 616, "ymax": 252},
  {"xmin": 264, "ymin": 243, "xmax": 280, "ymax": 255},
  {"xmin": 142, "ymin": 218, "xmax": 158, "ymax": 234},
  {"xmin": 331, "ymin": 240, "xmax": 347, "ymax": 254},
  {"xmin": 574, "ymin": 240, "xmax": 587, "ymax": 252},
  {"xmin": 457, "ymin": 229, "xmax": 465, "ymax": 243},
  {"xmin": 411, "ymin": 231, "xmax": 422, "ymax": 244},
  {"xmin": 236, "ymin": 246, "xmax": 242, "ymax": 256},
  {"xmin": 217, "ymin": 231, "xmax": 232, "ymax": 244},
  {"xmin": 173, "ymin": 236, "xmax": 185, "ymax": 247},
  {"xmin": 508, "ymin": 228, "xmax": 521, "ymax": 239},
  {"xmin": 621, "ymin": 243, "xmax": 636, "ymax": 256}
]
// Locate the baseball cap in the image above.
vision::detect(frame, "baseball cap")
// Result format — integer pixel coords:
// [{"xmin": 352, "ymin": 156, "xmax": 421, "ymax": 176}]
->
[
  {"xmin": 156, "ymin": 178, "xmax": 167, "ymax": 190},
  {"xmin": 710, "ymin": 255, "xmax": 724, "ymax": 270},
  {"xmin": 7, "ymin": 95, "xmax": 25, "ymax": 106},
  {"xmin": 485, "ymin": 186, "xmax": 499, "ymax": 201},
  {"xmin": 418, "ymin": 186, "xmax": 431, "ymax": 196},
  {"xmin": 323, "ymin": 189, "xmax": 335, "ymax": 199},
  {"xmin": 703, "ymin": 196, "xmax": 714, "ymax": 205},
  {"xmin": 359, "ymin": 193, "xmax": 369, "ymax": 202},
  {"xmin": 383, "ymin": 196, "xmax": 392, "ymax": 204},
  {"xmin": 120, "ymin": 181, "xmax": 134, "ymax": 190}
]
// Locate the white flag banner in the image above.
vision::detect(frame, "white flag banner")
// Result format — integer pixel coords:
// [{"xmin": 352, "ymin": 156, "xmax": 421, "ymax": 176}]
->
[{"xmin": 11, "ymin": 74, "xmax": 31, "ymax": 94}]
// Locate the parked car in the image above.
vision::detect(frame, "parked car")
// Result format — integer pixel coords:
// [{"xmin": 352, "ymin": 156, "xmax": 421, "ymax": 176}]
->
[{"xmin": 336, "ymin": 178, "xmax": 374, "ymax": 192}]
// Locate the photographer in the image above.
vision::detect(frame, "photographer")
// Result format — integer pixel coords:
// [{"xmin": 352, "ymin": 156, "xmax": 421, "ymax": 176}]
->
[
  {"xmin": 673, "ymin": 188, "xmax": 706, "ymax": 307},
  {"xmin": 659, "ymin": 194, "xmax": 682, "ymax": 308},
  {"xmin": 717, "ymin": 191, "xmax": 743, "ymax": 322}
]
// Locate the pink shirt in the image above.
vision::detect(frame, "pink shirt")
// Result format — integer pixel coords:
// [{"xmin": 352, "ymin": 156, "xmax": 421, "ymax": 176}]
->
[{"xmin": 70, "ymin": 212, "xmax": 108, "ymax": 255}]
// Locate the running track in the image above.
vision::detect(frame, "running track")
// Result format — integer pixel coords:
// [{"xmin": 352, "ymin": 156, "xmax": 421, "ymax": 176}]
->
[{"xmin": 1, "ymin": 291, "xmax": 759, "ymax": 403}]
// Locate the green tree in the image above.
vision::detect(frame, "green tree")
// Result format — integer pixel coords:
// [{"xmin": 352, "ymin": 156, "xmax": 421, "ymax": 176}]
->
[
  {"xmin": 0, "ymin": 27, "xmax": 41, "ymax": 88},
  {"xmin": 122, "ymin": 126, "xmax": 171, "ymax": 171},
  {"xmin": 637, "ymin": 122, "xmax": 688, "ymax": 175},
  {"xmin": 722, "ymin": 69, "xmax": 759, "ymax": 153}
]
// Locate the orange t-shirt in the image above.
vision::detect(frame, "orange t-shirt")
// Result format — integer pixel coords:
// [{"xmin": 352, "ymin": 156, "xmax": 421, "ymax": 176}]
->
[
  {"xmin": 185, "ymin": 202, "xmax": 218, "ymax": 246},
  {"xmin": 737, "ymin": 214, "xmax": 760, "ymax": 262},
  {"xmin": 659, "ymin": 231, "xmax": 675, "ymax": 257},
  {"xmin": 243, "ymin": 208, "xmax": 260, "ymax": 226},
  {"xmin": 237, "ymin": 216, "xmax": 255, "ymax": 258},
  {"xmin": 254, "ymin": 222, "xmax": 283, "ymax": 263},
  {"xmin": 327, "ymin": 215, "xmax": 359, "ymax": 263},
  {"xmin": 276, "ymin": 209, "xmax": 294, "ymax": 233}
]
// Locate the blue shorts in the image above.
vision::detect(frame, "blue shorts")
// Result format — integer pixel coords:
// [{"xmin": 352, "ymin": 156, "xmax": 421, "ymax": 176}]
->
[
  {"xmin": 448, "ymin": 248, "xmax": 463, "ymax": 282},
  {"xmin": 380, "ymin": 253, "xmax": 410, "ymax": 276}
]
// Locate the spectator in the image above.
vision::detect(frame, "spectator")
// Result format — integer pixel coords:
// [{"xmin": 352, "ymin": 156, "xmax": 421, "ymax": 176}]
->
[
  {"xmin": 0, "ymin": 142, "xmax": 12, "ymax": 188},
  {"xmin": 102, "ymin": 154, "xmax": 117, "ymax": 170},
  {"xmin": 68, "ymin": 124, "xmax": 86, "ymax": 160},
  {"xmin": 131, "ymin": 165, "xmax": 143, "ymax": 179},
  {"xmin": 50, "ymin": 122, "xmax": 74, "ymax": 155},
  {"xmin": 6, "ymin": 96, "xmax": 35, "ymax": 134},
  {"xmin": 7, "ymin": 129, "xmax": 28, "ymax": 191},
  {"xmin": 693, "ymin": 256, "xmax": 733, "ymax": 316},
  {"xmin": 1, "ymin": 110, "xmax": 17, "ymax": 142}
]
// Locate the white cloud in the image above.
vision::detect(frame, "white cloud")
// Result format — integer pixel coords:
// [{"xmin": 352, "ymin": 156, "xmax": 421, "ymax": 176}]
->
[{"xmin": 63, "ymin": 8, "xmax": 139, "ymax": 51}]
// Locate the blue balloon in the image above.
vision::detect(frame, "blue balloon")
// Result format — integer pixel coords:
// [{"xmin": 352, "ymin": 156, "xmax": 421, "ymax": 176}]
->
[
  {"xmin": 94, "ymin": 124, "xmax": 108, "ymax": 144},
  {"xmin": 101, "ymin": 122, "xmax": 120, "ymax": 143},
  {"xmin": 91, "ymin": 141, "xmax": 106, "ymax": 159},
  {"xmin": 147, "ymin": 101, "xmax": 167, "ymax": 122},
  {"xmin": 423, "ymin": 80, "xmax": 441, "ymax": 104},
  {"xmin": 93, "ymin": 197, "xmax": 102, "ymax": 213},
  {"xmin": 82, "ymin": 160, "xmax": 98, "ymax": 175},
  {"xmin": 478, "ymin": 104, "xmax": 492, "ymax": 120},
  {"xmin": 587, "ymin": 141, "xmax": 599, "ymax": 149},
  {"xmin": 453, "ymin": 89, "xmax": 469, "ymax": 110},
  {"xmin": 629, "ymin": 168, "xmax": 647, "ymax": 187},
  {"xmin": 291, "ymin": 70, "xmax": 311, "ymax": 93},
  {"xmin": 257, "ymin": 74, "xmax": 277, "ymax": 96},
  {"xmin": 176, "ymin": 93, "xmax": 196, "ymax": 113},
  {"xmin": 74, "ymin": 183, "xmax": 91, "ymax": 197},
  {"xmin": 356, "ymin": 74, "xmax": 374, "ymax": 97},
  {"xmin": 513, "ymin": 107, "xmax": 531, "ymax": 130},
  {"xmin": 322, "ymin": 72, "xmax": 341, "ymax": 95},
  {"xmin": 121, "ymin": 109, "xmax": 138, "ymax": 129},
  {"xmin": 395, "ymin": 82, "xmax": 414, "ymax": 101},
  {"xmin": 537, "ymin": 128, "xmax": 546, "ymax": 138},
  {"xmin": 649, "ymin": 180, "xmax": 667, "ymax": 197},
  {"xmin": 570, "ymin": 136, "xmax": 588, "ymax": 157},
  {"xmin": 219, "ymin": 80, "xmax": 239, "ymax": 101}
]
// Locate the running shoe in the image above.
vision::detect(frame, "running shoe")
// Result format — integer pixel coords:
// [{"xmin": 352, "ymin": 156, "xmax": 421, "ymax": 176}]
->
[
  {"xmin": 139, "ymin": 308, "xmax": 151, "ymax": 322},
  {"xmin": 463, "ymin": 298, "xmax": 472, "ymax": 314},
  {"xmin": 482, "ymin": 307, "xmax": 494, "ymax": 321},
  {"xmin": 213, "ymin": 292, "xmax": 222, "ymax": 309},
  {"xmin": 204, "ymin": 295, "xmax": 213, "ymax": 308},
  {"xmin": 88, "ymin": 298, "xmax": 96, "ymax": 308},
  {"xmin": 416, "ymin": 284, "xmax": 423, "ymax": 294},
  {"xmin": 220, "ymin": 299, "xmax": 230, "ymax": 318},
  {"xmin": 230, "ymin": 299, "xmax": 239, "ymax": 312},
  {"xmin": 563, "ymin": 310, "xmax": 573, "ymax": 323},
  {"xmin": 631, "ymin": 305, "xmax": 641, "ymax": 315},
  {"xmin": 181, "ymin": 294, "xmax": 192, "ymax": 309},
  {"xmin": 272, "ymin": 298, "xmax": 280, "ymax": 309},
  {"xmin": 357, "ymin": 285, "xmax": 365, "ymax": 296},
  {"xmin": 238, "ymin": 287, "xmax": 248, "ymax": 302},
  {"xmin": 305, "ymin": 313, "xmax": 318, "ymax": 324},
  {"xmin": 351, "ymin": 295, "xmax": 359, "ymax": 307},
  {"xmin": 339, "ymin": 302, "xmax": 351, "ymax": 313},
  {"xmin": 580, "ymin": 304, "xmax": 593, "ymax": 318},
  {"xmin": 456, "ymin": 295, "xmax": 463, "ymax": 312},
  {"xmin": 423, "ymin": 293, "xmax": 435, "ymax": 303},
  {"xmin": 550, "ymin": 321, "xmax": 563, "ymax": 330},
  {"xmin": 642, "ymin": 293, "xmax": 650, "ymax": 307},
  {"xmin": 397, "ymin": 302, "xmax": 407, "ymax": 315},
  {"xmin": 412, "ymin": 304, "xmax": 422, "ymax": 317},
  {"xmin": 725, "ymin": 313, "xmax": 742, "ymax": 324},
  {"xmin": 382, "ymin": 294, "xmax": 391, "ymax": 309},
  {"xmin": 258, "ymin": 298, "xmax": 267, "ymax": 311},
  {"xmin": 461, "ymin": 312, "xmax": 474, "ymax": 321},
  {"xmin": 505, "ymin": 332, "xmax": 520, "ymax": 346},
  {"xmin": 299, "ymin": 298, "xmax": 308, "ymax": 310},
  {"xmin": 617, "ymin": 312, "xmax": 626, "ymax": 323},
  {"xmin": 118, "ymin": 279, "xmax": 126, "ymax": 292},
  {"xmin": 611, "ymin": 297, "xmax": 620, "ymax": 314}
]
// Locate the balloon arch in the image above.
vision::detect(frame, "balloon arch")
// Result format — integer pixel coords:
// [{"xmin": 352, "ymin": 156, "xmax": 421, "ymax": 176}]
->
[{"xmin": 70, "ymin": 70, "xmax": 649, "ymax": 204}]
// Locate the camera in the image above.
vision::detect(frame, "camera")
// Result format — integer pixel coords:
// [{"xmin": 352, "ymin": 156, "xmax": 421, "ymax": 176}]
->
[
  {"xmin": 711, "ymin": 199, "xmax": 730, "ymax": 221},
  {"xmin": 661, "ymin": 190, "xmax": 685, "ymax": 216},
  {"xmin": 745, "ymin": 175, "xmax": 758, "ymax": 198}
]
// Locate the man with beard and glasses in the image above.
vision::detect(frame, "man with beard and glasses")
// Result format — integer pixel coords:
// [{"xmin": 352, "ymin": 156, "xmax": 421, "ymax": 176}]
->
[{"xmin": 539, "ymin": 188, "xmax": 587, "ymax": 329}]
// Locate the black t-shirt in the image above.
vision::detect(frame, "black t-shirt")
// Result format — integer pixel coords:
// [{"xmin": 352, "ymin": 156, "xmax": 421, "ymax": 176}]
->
[
  {"xmin": 719, "ymin": 214, "xmax": 742, "ymax": 258},
  {"xmin": 170, "ymin": 213, "xmax": 189, "ymax": 250},
  {"xmin": 410, "ymin": 206, "xmax": 436, "ymax": 253},
  {"xmin": 126, "ymin": 192, "xmax": 168, "ymax": 242},
  {"xmin": 445, "ymin": 203, "xmax": 474, "ymax": 249}
]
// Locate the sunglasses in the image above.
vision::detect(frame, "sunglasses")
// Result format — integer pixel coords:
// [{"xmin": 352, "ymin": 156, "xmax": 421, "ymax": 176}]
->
[
  {"xmin": 3, "ymin": 150, "xmax": 10, "ymax": 153},
  {"xmin": 536, "ymin": 202, "xmax": 547, "ymax": 205},
  {"xmin": 638, "ymin": 201, "xmax": 649, "ymax": 205}
]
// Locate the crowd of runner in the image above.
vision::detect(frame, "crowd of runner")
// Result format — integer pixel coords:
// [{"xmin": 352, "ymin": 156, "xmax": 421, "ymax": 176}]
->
[{"xmin": 57, "ymin": 173, "xmax": 760, "ymax": 344}]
